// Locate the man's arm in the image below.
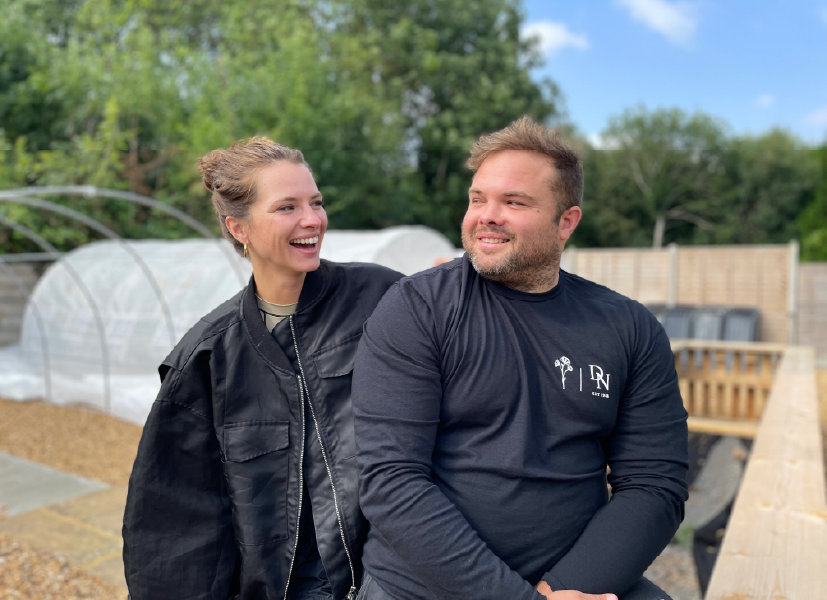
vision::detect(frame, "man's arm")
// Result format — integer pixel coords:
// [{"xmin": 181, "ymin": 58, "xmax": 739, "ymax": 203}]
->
[
  {"xmin": 352, "ymin": 284, "xmax": 542, "ymax": 600},
  {"xmin": 542, "ymin": 310, "xmax": 689, "ymax": 595}
]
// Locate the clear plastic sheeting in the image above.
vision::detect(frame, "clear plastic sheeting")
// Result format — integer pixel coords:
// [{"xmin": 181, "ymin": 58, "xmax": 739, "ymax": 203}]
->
[
  {"xmin": 0, "ymin": 227, "xmax": 460, "ymax": 424},
  {"xmin": 0, "ymin": 239, "xmax": 250, "ymax": 423},
  {"xmin": 321, "ymin": 226, "xmax": 456, "ymax": 275}
]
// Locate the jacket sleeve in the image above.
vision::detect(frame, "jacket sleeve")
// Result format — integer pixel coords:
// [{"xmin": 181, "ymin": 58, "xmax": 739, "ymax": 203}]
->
[
  {"xmin": 542, "ymin": 310, "xmax": 689, "ymax": 595},
  {"xmin": 123, "ymin": 360, "xmax": 238, "ymax": 600},
  {"xmin": 352, "ymin": 284, "xmax": 542, "ymax": 600}
]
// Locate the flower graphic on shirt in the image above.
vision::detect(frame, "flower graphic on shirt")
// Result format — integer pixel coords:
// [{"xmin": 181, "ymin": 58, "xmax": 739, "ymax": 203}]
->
[{"xmin": 554, "ymin": 356, "xmax": 574, "ymax": 389}]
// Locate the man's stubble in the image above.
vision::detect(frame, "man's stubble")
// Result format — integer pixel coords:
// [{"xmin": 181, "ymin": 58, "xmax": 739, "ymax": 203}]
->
[{"xmin": 461, "ymin": 222, "xmax": 562, "ymax": 293}]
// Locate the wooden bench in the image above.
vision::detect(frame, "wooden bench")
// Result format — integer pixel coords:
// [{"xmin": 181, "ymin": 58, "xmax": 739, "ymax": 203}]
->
[
  {"xmin": 703, "ymin": 346, "xmax": 827, "ymax": 599},
  {"xmin": 671, "ymin": 340, "xmax": 788, "ymax": 438}
]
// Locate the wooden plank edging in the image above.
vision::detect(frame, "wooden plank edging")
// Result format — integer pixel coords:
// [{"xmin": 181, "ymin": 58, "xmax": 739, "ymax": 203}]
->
[{"xmin": 704, "ymin": 346, "xmax": 827, "ymax": 600}]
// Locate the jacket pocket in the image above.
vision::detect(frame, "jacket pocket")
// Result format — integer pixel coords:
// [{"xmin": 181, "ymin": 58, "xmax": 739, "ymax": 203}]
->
[
  {"xmin": 314, "ymin": 335, "xmax": 359, "ymax": 378},
  {"xmin": 313, "ymin": 337, "xmax": 359, "ymax": 459},
  {"xmin": 223, "ymin": 421, "xmax": 289, "ymax": 545}
]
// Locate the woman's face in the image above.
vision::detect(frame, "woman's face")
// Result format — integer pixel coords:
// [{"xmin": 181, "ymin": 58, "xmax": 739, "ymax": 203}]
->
[{"xmin": 235, "ymin": 161, "xmax": 327, "ymax": 277}]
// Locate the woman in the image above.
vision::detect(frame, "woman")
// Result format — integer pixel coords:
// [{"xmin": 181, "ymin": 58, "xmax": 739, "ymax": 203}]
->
[{"xmin": 123, "ymin": 138, "xmax": 402, "ymax": 600}]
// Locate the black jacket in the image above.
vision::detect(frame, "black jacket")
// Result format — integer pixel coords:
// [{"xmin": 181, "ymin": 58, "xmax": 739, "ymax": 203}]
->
[{"xmin": 123, "ymin": 260, "xmax": 402, "ymax": 600}]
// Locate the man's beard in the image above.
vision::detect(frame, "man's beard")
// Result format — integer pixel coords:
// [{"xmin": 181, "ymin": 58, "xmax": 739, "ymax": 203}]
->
[{"xmin": 461, "ymin": 224, "xmax": 562, "ymax": 293}]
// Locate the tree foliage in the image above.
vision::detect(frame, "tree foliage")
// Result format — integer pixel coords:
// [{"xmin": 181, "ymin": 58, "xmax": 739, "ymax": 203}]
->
[
  {"xmin": 573, "ymin": 107, "xmax": 824, "ymax": 256},
  {"xmin": 1, "ymin": 1, "xmax": 825, "ymax": 260},
  {"xmin": 0, "ymin": 0, "xmax": 559, "ymax": 252},
  {"xmin": 799, "ymin": 144, "xmax": 827, "ymax": 261}
]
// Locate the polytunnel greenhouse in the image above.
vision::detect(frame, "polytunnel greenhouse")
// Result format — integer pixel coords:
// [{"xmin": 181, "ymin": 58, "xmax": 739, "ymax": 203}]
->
[{"xmin": 0, "ymin": 226, "xmax": 458, "ymax": 423}]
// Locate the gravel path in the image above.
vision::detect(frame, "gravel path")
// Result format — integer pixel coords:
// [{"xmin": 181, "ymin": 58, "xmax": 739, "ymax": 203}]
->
[
  {"xmin": 0, "ymin": 400, "xmax": 139, "ymax": 599},
  {"xmin": 0, "ymin": 400, "xmax": 142, "ymax": 486},
  {"xmin": 645, "ymin": 544, "xmax": 701, "ymax": 600},
  {"xmin": 0, "ymin": 533, "xmax": 125, "ymax": 600}
]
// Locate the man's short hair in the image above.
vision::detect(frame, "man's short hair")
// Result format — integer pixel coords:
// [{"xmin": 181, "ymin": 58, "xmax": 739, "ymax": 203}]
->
[{"xmin": 467, "ymin": 116, "xmax": 584, "ymax": 218}]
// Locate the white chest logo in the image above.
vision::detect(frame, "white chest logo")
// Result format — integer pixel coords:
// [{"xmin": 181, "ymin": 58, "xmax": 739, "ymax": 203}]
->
[
  {"xmin": 590, "ymin": 364, "xmax": 610, "ymax": 391},
  {"xmin": 554, "ymin": 356, "xmax": 573, "ymax": 389}
]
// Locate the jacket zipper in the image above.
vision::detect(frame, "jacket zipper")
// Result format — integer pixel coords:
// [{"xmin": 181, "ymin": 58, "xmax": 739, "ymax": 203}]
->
[
  {"xmin": 283, "ymin": 374, "xmax": 306, "ymax": 600},
  {"xmin": 290, "ymin": 316, "xmax": 358, "ymax": 600}
]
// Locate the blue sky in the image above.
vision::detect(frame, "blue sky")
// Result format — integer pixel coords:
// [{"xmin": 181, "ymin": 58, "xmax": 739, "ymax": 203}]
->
[{"xmin": 521, "ymin": 0, "xmax": 827, "ymax": 145}]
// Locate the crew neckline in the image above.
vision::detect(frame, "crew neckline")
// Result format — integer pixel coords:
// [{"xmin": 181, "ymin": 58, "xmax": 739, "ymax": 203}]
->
[
  {"xmin": 483, "ymin": 269, "xmax": 568, "ymax": 302},
  {"xmin": 255, "ymin": 295, "xmax": 299, "ymax": 311}
]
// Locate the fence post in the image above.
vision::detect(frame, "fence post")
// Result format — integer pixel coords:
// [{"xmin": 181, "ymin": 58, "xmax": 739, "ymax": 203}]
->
[
  {"xmin": 788, "ymin": 239, "xmax": 799, "ymax": 345},
  {"xmin": 668, "ymin": 243, "xmax": 679, "ymax": 308}
]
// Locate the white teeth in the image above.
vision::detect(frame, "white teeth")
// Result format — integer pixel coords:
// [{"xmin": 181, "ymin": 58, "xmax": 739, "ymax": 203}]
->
[
  {"xmin": 480, "ymin": 238, "xmax": 507, "ymax": 244},
  {"xmin": 291, "ymin": 236, "xmax": 319, "ymax": 245}
]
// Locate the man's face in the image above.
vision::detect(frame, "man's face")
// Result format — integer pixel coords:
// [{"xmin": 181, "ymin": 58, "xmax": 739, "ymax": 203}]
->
[{"xmin": 461, "ymin": 150, "xmax": 578, "ymax": 291}]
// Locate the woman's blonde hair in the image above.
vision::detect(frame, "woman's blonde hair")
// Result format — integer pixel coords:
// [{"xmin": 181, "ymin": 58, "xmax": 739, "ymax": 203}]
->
[{"xmin": 198, "ymin": 137, "xmax": 310, "ymax": 255}]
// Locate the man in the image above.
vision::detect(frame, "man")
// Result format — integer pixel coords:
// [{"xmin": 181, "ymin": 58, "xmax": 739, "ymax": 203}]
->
[{"xmin": 351, "ymin": 116, "xmax": 688, "ymax": 600}]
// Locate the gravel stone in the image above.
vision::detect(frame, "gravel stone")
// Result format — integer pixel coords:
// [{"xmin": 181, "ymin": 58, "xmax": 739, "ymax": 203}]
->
[
  {"xmin": 644, "ymin": 544, "xmax": 701, "ymax": 600},
  {"xmin": 0, "ymin": 532, "xmax": 125, "ymax": 600},
  {"xmin": 0, "ymin": 400, "xmax": 141, "ymax": 486}
]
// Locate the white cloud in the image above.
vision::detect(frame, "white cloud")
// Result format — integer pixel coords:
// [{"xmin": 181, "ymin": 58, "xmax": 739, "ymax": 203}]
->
[
  {"xmin": 521, "ymin": 21, "xmax": 589, "ymax": 57},
  {"xmin": 616, "ymin": 0, "xmax": 698, "ymax": 47},
  {"xmin": 805, "ymin": 104, "xmax": 827, "ymax": 127},
  {"xmin": 756, "ymin": 93, "xmax": 775, "ymax": 109}
]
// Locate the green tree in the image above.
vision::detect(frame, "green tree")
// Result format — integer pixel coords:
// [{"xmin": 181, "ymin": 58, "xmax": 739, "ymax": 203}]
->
[
  {"xmin": 0, "ymin": 0, "xmax": 559, "ymax": 253},
  {"xmin": 714, "ymin": 130, "xmax": 818, "ymax": 245},
  {"xmin": 574, "ymin": 108, "xmax": 820, "ymax": 251},
  {"xmin": 799, "ymin": 143, "xmax": 827, "ymax": 261},
  {"xmin": 585, "ymin": 107, "xmax": 728, "ymax": 249},
  {"xmin": 341, "ymin": 0, "xmax": 561, "ymax": 241}
]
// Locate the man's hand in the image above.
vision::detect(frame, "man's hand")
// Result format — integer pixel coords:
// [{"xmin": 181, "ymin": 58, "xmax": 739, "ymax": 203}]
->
[{"xmin": 535, "ymin": 580, "xmax": 617, "ymax": 600}]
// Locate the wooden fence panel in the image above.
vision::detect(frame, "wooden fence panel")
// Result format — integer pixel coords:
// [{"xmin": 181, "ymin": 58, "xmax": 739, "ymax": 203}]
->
[
  {"xmin": 567, "ymin": 248, "xmax": 671, "ymax": 304},
  {"xmin": 0, "ymin": 263, "xmax": 39, "ymax": 346},
  {"xmin": 798, "ymin": 263, "xmax": 827, "ymax": 363},
  {"xmin": 566, "ymin": 244, "xmax": 794, "ymax": 343}
]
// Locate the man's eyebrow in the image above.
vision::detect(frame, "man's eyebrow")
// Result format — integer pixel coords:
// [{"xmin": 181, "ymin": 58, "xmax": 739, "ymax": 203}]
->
[{"xmin": 468, "ymin": 188, "xmax": 537, "ymax": 201}]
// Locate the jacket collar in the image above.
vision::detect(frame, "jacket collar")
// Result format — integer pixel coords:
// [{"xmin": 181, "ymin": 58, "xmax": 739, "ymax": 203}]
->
[
  {"xmin": 294, "ymin": 260, "xmax": 328, "ymax": 314},
  {"xmin": 240, "ymin": 262, "xmax": 330, "ymax": 374}
]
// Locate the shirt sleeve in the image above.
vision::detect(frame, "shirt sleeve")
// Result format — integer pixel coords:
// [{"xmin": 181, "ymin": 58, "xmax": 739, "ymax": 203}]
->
[
  {"xmin": 542, "ymin": 308, "xmax": 689, "ymax": 595},
  {"xmin": 123, "ymin": 361, "xmax": 238, "ymax": 600},
  {"xmin": 352, "ymin": 283, "xmax": 542, "ymax": 600}
]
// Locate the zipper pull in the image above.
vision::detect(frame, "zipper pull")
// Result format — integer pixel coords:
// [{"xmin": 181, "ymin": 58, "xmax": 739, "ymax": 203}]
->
[{"xmin": 346, "ymin": 586, "xmax": 357, "ymax": 600}]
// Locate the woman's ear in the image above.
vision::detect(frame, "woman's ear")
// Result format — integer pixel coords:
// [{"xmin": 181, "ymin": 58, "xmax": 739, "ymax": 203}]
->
[{"xmin": 225, "ymin": 216, "xmax": 249, "ymax": 245}]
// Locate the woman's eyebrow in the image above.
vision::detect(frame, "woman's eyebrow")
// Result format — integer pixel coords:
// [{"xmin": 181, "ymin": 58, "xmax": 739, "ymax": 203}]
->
[{"xmin": 272, "ymin": 192, "xmax": 322, "ymax": 203}]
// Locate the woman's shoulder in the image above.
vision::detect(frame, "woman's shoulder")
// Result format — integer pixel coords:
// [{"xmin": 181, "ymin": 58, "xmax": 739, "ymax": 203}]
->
[{"xmin": 162, "ymin": 289, "xmax": 245, "ymax": 372}]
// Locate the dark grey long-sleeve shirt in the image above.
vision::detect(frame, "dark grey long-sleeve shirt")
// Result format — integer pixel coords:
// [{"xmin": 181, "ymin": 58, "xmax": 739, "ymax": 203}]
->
[{"xmin": 352, "ymin": 256, "xmax": 688, "ymax": 600}]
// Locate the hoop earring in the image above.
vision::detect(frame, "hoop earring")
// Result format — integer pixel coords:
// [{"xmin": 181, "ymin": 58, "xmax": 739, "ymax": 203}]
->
[{"xmin": 243, "ymin": 244, "xmax": 249, "ymax": 258}]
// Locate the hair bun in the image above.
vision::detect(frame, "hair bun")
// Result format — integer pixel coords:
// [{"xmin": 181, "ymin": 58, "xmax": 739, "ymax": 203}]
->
[{"xmin": 197, "ymin": 149, "xmax": 225, "ymax": 192}]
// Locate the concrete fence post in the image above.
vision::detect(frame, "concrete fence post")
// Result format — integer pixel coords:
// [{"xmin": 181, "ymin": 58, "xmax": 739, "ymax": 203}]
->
[
  {"xmin": 668, "ymin": 243, "xmax": 679, "ymax": 308},
  {"xmin": 788, "ymin": 239, "xmax": 799, "ymax": 345}
]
